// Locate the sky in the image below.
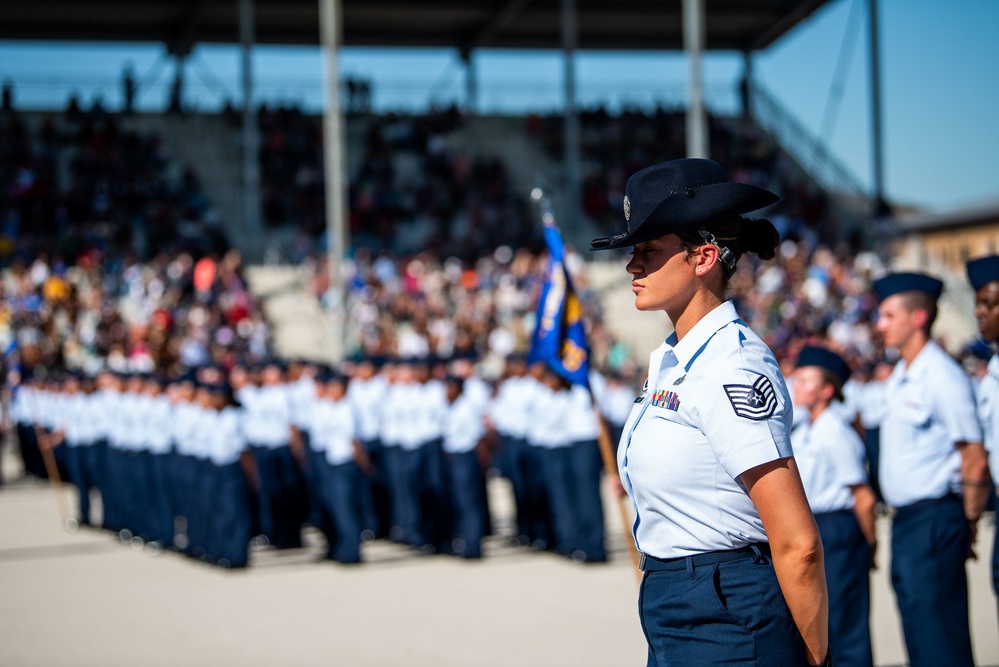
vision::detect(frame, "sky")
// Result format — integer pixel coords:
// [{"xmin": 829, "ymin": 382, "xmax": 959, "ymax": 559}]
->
[{"xmin": 0, "ymin": 0, "xmax": 997, "ymax": 213}]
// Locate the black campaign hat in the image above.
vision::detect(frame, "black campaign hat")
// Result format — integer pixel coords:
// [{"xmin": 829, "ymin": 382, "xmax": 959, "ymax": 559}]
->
[
  {"xmin": 590, "ymin": 158, "xmax": 779, "ymax": 251},
  {"xmin": 967, "ymin": 255, "xmax": 999, "ymax": 291},
  {"xmin": 872, "ymin": 272, "xmax": 943, "ymax": 301},
  {"xmin": 796, "ymin": 345, "xmax": 851, "ymax": 387}
]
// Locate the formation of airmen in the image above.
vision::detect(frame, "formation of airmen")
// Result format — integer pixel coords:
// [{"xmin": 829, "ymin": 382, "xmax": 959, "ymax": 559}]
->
[{"xmin": 8, "ymin": 355, "xmax": 636, "ymax": 569}]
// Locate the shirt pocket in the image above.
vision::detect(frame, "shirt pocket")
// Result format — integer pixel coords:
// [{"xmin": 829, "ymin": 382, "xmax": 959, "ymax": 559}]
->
[{"xmin": 896, "ymin": 399, "xmax": 932, "ymax": 429}]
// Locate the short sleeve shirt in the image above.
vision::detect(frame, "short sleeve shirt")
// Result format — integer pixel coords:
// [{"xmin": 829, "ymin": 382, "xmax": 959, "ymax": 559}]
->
[
  {"xmin": 791, "ymin": 407, "xmax": 868, "ymax": 513},
  {"xmin": 619, "ymin": 301, "xmax": 793, "ymax": 559},
  {"xmin": 976, "ymin": 354, "xmax": 999, "ymax": 487},
  {"xmin": 879, "ymin": 341, "xmax": 982, "ymax": 507}
]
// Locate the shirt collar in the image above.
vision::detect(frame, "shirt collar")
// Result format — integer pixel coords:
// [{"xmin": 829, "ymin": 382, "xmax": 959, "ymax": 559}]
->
[
  {"xmin": 988, "ymin": 353, "xmax": 999, "ymax": 380},
  {"xmin": 668, "ymin": 300, "xmax": 742, "ymax": 369}
]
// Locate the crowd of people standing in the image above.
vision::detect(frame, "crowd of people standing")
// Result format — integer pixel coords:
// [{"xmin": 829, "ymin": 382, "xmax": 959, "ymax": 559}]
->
[{"xmin": 8, "ymin": 354, "xmax": 637, "ymax": 569}]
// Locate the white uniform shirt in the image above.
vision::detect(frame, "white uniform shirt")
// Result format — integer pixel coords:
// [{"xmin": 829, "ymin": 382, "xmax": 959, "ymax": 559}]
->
[
  {"xmin": 62, "ymin": 393, "xmax": 95, "ymax": 447},
  {"xmin": 310, "ymin": 398, "xmax": 356, "ymax": 466},
  {"xmin": 461, "ymin": 375, "xmax": 492, "ymax": 415},
  {"xmin": 526, "ymin": 386, "xmax": 572, "ymax": 449},
  {"xmin": 791, "ymin": 406, "xmax": 868, "ymax": 513},
  {"xmin": 287, "ymin": 377, "xmax": 317, "ymax": 430},
  {"xmin": 857, "ymin": 380, "xmax": 888, "ymax": 430},
  {"xmin": 144, "ymin": 395, "xmax": 174, "ymax": 455},
  {"xmin": 879, "ymin": 341, "xmax": 982, "ymax": 508},
  {"xmin": 248, "ymin": 384, "xmax": 292, "ymax": 448},
  {"xmin": 619, "ymin": 301, "xmax": 794, "ymax": 559},
  {"xmin": 564, "ymin": 385, "xmax": 600, "ymax": 442},
  {"xmin": 379, "ymin": 381, "xmax": 405, "ymax": 448},
  {"xmin": 172, "ymin": 402, "xmax": 202, "ymax": 457},
  {"xmin": 443, "ymin": 394, "xmax": 485, "ymax": 455},
  {"xmin": 209, "ymin": 407, "xmax": 245, "ymax": 466},
  {"xmin": 976, "ymin": 354, "xmax": 999, "ymax": 487},
  {"xmin": 490, "ymin": 376, "xmax": 538, "ymax": 439},
  {"xmin": 10, "ymin": 385, "xmax": 35, "ymax": 424},
  {"xmin": 347, "ymin": 374, "xmax": 388, "ymax": 442},
  {"xmin": 596, "ymin": 381, "xmax": 639, "ymax": 428},
  {"xmin": 119, "ymin": 391, "xmax": 147, "ymax": 451}
]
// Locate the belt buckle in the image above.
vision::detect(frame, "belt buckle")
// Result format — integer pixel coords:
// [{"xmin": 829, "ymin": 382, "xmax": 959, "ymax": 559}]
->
[{"xmin": 638, "ymin": 552, "xmax": 647, "ymax": 571}]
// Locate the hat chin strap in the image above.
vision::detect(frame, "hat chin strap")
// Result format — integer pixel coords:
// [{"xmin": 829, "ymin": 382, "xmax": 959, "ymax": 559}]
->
[{"xmin": 697, "ymin": 228, "xmax": 737, "ymax": 273}]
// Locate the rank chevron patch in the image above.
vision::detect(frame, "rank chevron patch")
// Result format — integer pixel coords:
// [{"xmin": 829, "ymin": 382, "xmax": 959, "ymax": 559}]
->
[{"xmin": 722, "ymin": 374, "xmax": 778, "ymax": 421}]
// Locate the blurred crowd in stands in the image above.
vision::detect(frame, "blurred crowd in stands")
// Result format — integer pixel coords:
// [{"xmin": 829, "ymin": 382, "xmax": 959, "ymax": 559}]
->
[
  {"xmin": 258, "ymin": 105, "xmax": 537, "ymax": 261},
  {"xmin": 527, "ymin": 106, "xmax": 836, "ymax": 247},
  {"xmin": 2, "ymin": 96, "xmax": 987, "ymax": 391}
]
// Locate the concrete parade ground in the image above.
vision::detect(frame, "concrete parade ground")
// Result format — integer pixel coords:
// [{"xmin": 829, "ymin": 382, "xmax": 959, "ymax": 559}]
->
[{"xmin": 0, "ymin": 447, "xmax": 997, "ymax": 667}]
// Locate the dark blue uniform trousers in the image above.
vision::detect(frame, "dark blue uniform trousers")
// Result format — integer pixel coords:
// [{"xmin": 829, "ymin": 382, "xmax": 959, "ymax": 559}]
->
[
  {"xmin": 499, "ymin": 435, "xmax": 530, "ymax": 542},
  {"xmin": 64, "ymin": 446, "xmax": 96, "ymax": 525},
  {"xmin": 358, "ymin": 439, "xmax": 390, "ymax": 537},
  {"xmin": 210, "ymin": 461, "xmax": 252, "ymax": 568},
  {"xmin": 568, "ymin": 439, "xmax": 606, "ymax": 562},
  {"xmin": 890, "ymin": 494, "xmax": 973, "ymax": 667},
  {"xmin": 320, "ymin": 459, "xmax": 363, "ymax": 564},
  {"xmin": 541, "ymin": 446, "xmax": 578, "ymax": 556},
  {"xmin": 639, "ymin": 547, "xmax": 806, "ymax": 667},
  {"xmin": 16, "ymin": 422, "xmax": 46, "ymax": 479},
  {"xmin": 305, "ymin": 444, "xmax": 337, "ymax": 544},
  {"xmin": 101, "ymin": 447, "xmax": 123, "ymax": 533},
  {"xmin": 251, "ymin": 445, "xmax": 305, "ymax": 549},
  {"xmin": 814, "ymin": 509, "xmax": 873, "ymax": 667},
  {"xmin": 445, "ymin": 450, "xmax": 485, "ymax": 558},
  {"xmin": 523, "ymin": 444, "xmax": 552, "ymax": 548},
  {"xmin": 395, "ymin": 446, "xmax": 426, "ymax": 547}
]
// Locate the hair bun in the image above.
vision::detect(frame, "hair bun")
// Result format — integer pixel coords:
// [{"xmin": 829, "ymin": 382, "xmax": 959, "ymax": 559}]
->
[{"xmin": 741, "ymin": 218, "xmax": 780, "ymax": 261}]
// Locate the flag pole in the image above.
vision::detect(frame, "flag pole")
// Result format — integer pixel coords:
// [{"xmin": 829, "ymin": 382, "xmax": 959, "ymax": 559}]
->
[
  {"xmin": 531, "ymin": 186, "xmax": 641, "ymax": 581},
  {"xmin": 38, "ymin": 433, "xmax": 73, "ymax": 531}
]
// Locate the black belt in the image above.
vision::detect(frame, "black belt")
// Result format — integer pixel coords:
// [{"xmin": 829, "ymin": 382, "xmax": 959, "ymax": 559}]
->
[
  {"xmin": 639, "ymin": 543, "xmax": 771, "ymax": 572},
  {"xmin": 893, "ymin": 493, "xmax": 961, "ymax": 520}
]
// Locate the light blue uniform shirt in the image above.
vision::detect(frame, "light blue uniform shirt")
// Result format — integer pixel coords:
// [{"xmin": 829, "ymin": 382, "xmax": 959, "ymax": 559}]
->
[
  {"xmin": 172, "ymin": 402, "xmax": 202, "ymax": 457},
  {"xmin": 247, "ymin": 385, "xmax": 292, "ymax": 448},
  {"xmin": 791, "ymin": 406, "xmax": 868, "ymax": 513},
  {"xmin": 526, "ymin": 386, "xmax": 572, "ymax": 449},
  {"xmin": 490, "ymin": 376, "xmax": 537, "ymax": 439},
  {"xmin": 443, "ymin": 394, "xmax": 485, "ymax": 455},
  {"xmin": 565, "ymin": 385, "xmax": 600, "ymax": 442},
  {"xmin": 619, "ymin": 301, "xmax": 794, "ymax": 559},
  {"xmin": 347, "ymin": 375, "xmax": 388, "ymax": 442},
  {"xmin": 879, "ymin": 341, "xmax": 983, "ymax": 508},
  {"xmin": 310, "ymin": 398, "xmax": 357, "ymax": 466},
  {"xmin": 976, "ymin": 354, "xmax": 999, "ymax": 487},
  {"xmin": 209, "ymin": 407, "xmax": 246, "ymax": 466},
  {"xmin": 10, "ymin": 385, "xmax": 35, "ymax": 424},
  {"xmin": 143, "ymin": 395, "xmax": 174, "ymax": 455}
]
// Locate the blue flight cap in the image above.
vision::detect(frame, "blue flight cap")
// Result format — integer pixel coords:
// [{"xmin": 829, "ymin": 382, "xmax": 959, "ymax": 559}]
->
[
  {"xmin": 590, "ymin": 158, "xmax": 779, "ymax": 251},
  {"xmin": 796, "ymin": 345, "xmax": 851, "ymax": 387},
  {"xmin": 966, "ymin": 255, "xmax": 999, "ymax": 291},
  {"xmin": 872, "ymin": 272, "xmax": 943, "ymax": 302}
]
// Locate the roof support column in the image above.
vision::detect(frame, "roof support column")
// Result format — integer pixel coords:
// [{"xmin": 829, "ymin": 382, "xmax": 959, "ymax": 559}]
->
[
  {"xmin": 239, "ymin": 0, "xmax": 264, "ymax": 261},
  {"xmin": 562, "ymin": 0, "xmax": 582, "ymax": 232},
  {"xmin": 683, "ymin": 0, "xmax": 709, "ymax": 158},
  {"xmin": 320, "ymin": 0, "xmax": 348, "ymax": 362},
  {"xmin": 740, "ymin": 49, "xmax": 753, "ymax": 120},
  {"xmin": 462, "ymin": 49, "xmax": 477, "ymax": 115},
  {"xmin": 868, "ymin": 0, "xmax": 886, "ymax": 215}
]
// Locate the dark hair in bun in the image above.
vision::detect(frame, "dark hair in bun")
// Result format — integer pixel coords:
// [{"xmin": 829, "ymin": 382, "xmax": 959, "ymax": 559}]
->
[
  {"xmin": 676, "ymin": 214, "xmax": 781, "ymax": 283},
  {"xmin": 739, "ymin": 217, "xmax": 780, "ymax": 261}
]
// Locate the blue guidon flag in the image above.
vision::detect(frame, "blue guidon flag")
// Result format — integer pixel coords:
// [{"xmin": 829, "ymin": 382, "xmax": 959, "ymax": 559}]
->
[
  {"xmin": 528, "ymin": 223, "xmax": 591, "ymax": 388},
  {"xmin": 723, "ymin": 375, "xmax": 778, "ymax": 421}
]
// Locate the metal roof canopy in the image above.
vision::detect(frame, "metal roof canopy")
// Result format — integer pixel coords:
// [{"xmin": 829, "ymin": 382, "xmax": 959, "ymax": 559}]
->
[{"xmin": 0, "ymin": 0, "xmax": 830, "ymax": 54}]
